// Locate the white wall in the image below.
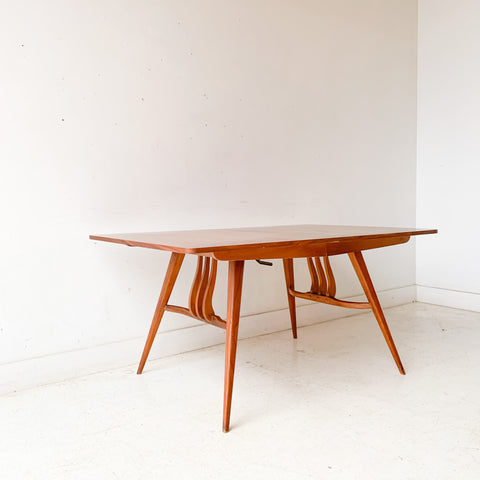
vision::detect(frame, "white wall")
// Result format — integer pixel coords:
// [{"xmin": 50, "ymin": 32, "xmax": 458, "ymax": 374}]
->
[
  {"xmin": 417, "ymin": 0, "xmax": 480, "ymax": 311},
  {"xmin": 0, "ymin": 0, "xmax": 418, "ymax": 389}
]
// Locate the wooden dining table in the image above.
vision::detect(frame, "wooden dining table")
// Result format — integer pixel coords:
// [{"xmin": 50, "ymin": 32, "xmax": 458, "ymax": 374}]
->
[{"xmin": 90, "ymin": 224, "xmax": 437, "ymax": 432}]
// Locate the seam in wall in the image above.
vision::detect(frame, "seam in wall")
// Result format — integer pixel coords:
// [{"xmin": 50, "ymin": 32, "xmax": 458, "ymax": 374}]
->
[{"xmin": 417, "ymin": 284, "xmax": 480, "ymax": 296}]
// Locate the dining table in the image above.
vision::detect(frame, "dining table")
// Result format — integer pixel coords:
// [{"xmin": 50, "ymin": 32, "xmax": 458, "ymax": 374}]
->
[{"xmin": 90, "ymin": 224, "xmax": 437, "ymax": 432}]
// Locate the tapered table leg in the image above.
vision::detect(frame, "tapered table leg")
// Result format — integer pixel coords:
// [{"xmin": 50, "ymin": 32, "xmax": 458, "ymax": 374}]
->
[
  {"xmin": 348, "ymin": 251, "xmax": 405, "ymax": 375},
  {"xmin": 223, "ymin": 260, "xmax": 245, "ymax": 433},
  {"xmin": 137, "ymin": 252, "xmax": 185, "ymax": 374},
  {"xmin": 282, "ymin": 258, "xmax": 298, "ymax": 338}
]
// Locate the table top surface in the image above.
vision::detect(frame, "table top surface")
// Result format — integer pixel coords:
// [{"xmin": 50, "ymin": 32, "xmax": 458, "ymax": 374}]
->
[{"xmin": 90, "ymin": 224, "xmax": 437, "ymax": 255}]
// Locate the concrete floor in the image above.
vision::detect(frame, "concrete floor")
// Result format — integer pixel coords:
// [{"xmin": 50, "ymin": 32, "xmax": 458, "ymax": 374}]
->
[{"xmin": 1, "ymin": 303, "xmax": 479, "ymax": 479}]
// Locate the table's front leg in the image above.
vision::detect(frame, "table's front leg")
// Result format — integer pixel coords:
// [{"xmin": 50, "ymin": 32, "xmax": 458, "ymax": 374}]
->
[
  {"xmin": 282, "ymin": 258, "xmax": 298, "ymax": 338},
  {"xmin": 137, "ymin": 252, "xmax": 185, "ymax": 374},
  {"xmin": 223, "ymin": 260, "xmax": 245, "ymax": 433},
  {"xmin": 348, "ymin": 251, "xmax": 405, "ymax": 375}
]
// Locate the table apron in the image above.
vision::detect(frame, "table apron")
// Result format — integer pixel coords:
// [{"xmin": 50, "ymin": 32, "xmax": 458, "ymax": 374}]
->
[{"xmin": 209, "ymin": 235, "xmax": 411, "ymax": 261}]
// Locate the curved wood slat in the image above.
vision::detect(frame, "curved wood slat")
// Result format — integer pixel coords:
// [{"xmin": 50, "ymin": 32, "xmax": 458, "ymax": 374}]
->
[
  {"xmin": 186, "ymin": 256, "xmax": 222, "ymax": 323},
  {"xmin": 165, "ymin": 305, "xmax": 226, "ymax": 329},
  {"xmin": 203, "ymin": 258, "xmax": 218, "ymax": 320},
  {"xmin": 307, "ymin": 257, "xmax": 319, "ymax": 293},
  {"xmin": 196, "ymin": 257, "xmax": 210, "ymax": 318},
  {"xmin": 314, "ymin": 257, "xmax": 328, "ymax": 295},
  {"xmin": 189, "ymin": 256, "xmax": 203, "ymax": 317},
  {"xmin": 288, "ymin": 289, "xmax": 371, "ymax": 309},
  {"xmin": 323, "ymin": 255, "xmax": 336, "ymax": 297}
]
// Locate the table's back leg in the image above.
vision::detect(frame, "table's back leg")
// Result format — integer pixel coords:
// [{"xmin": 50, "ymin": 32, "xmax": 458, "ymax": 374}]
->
[
  {"xmin": 223, "ymin": 260, "xmax": 245, "ymax": 433},
  {"xmin": 348, "ymin": 251, "xmax": 405, "ymax": 375},
  {"xmin": 137, "ymin": 252, "xmax": 185, "ymax": 374},
  {"xmin": 282, "ymin": 258, "xmax": 298, "ymax": 339}
]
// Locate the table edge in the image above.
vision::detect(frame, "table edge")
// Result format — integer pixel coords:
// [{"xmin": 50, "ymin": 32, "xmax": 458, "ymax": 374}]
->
[{"xmin": 89, "ymin": 229, "xmax": 437, "ymax": 255}]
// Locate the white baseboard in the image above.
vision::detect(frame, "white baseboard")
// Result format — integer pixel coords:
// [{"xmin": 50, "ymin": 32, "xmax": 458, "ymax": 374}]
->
[
  {"xmin": 416, "ymin": 285, "xmax": 480, "ymax": 313},
  {"xmin": 0, "ymin": 285, "xmax": 415, "ymax": 396}
]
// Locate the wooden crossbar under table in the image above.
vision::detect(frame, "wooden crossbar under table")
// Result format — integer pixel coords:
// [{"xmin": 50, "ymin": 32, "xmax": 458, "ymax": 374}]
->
[{"xmin": 90, "ymin": 225, "xmax": 437, "ymax": 432}]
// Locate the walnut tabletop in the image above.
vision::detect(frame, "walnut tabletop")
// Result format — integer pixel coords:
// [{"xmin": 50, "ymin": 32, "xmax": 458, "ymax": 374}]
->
[
  {"xmin": 90, "ymin": 224, "xmax": 436, "ymax": 260},
  {"xmin": 90, "ymin": 224, "xmax": 437, "ymax": 432}
]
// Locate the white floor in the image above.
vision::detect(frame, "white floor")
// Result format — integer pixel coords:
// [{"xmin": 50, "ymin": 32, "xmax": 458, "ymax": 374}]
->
[{"xmin": 1, "ymin": 303, "xmax": 479, "ymax": 479}]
